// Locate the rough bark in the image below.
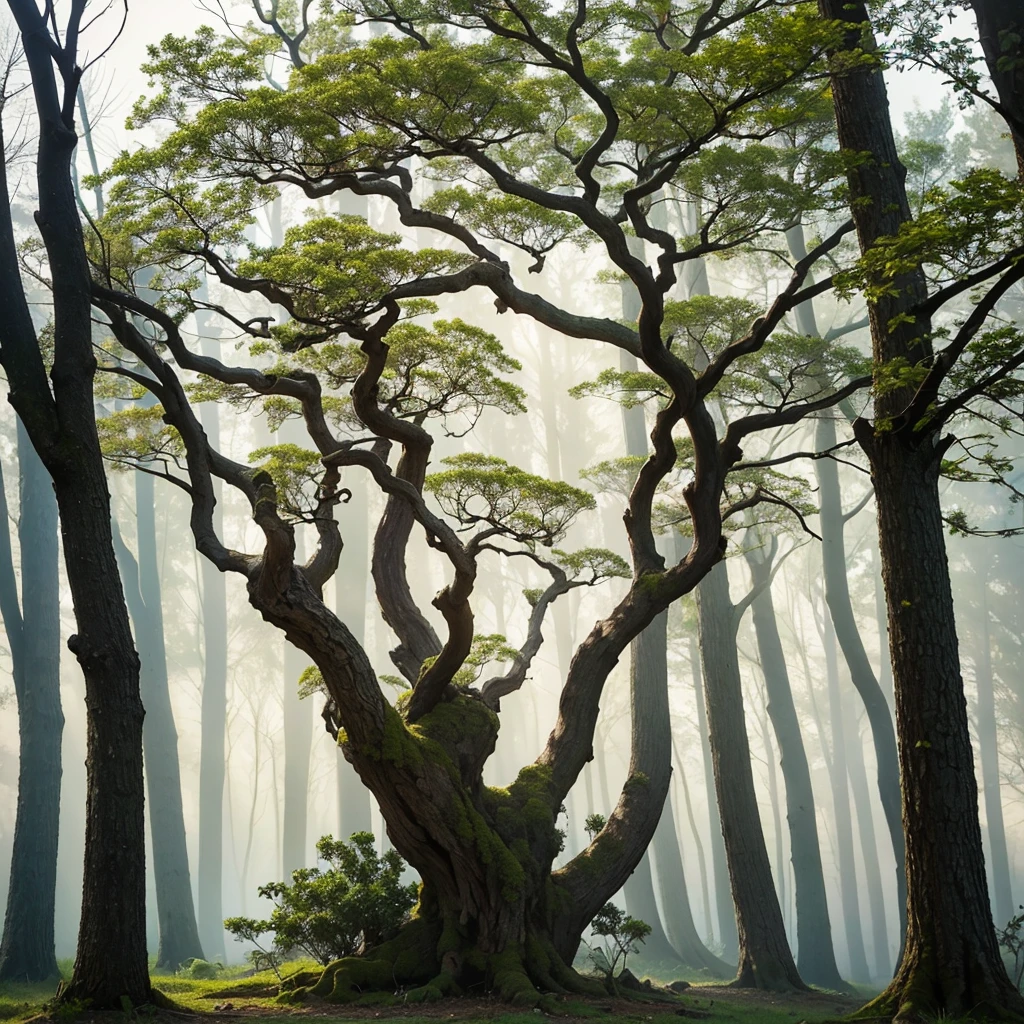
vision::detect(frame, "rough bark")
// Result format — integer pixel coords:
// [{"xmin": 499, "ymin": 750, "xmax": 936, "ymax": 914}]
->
[
  {"xmin": 695, "ymin": 561, "xmax": 806, "ymax": 991},
  {"xmin": 970, "ymin": 0, "xmax": 1024, "ymax": 177},
  {"xmin": 745, "ymin": 547, "xmax": 846, "ymax": 990},
  {"xmin": 0, "ymin": 2, "xmax": 150, "ymax": 1006},
  {"xmin": 0, "ymin": 424, "xmax": 62, "ymax": 983},
  {"xmin": 116, "ymin": 468, "xmax": 204, "ymax": 971},
  {"xmin": 823, "ymin": 1, "xmax": 1024, "ymax": 1013}
]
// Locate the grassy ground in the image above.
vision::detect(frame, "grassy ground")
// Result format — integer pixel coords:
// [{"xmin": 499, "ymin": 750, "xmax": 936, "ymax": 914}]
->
[{"xmin": 0, "ymin": 958, "xmax": 868, "ymax": 1024}]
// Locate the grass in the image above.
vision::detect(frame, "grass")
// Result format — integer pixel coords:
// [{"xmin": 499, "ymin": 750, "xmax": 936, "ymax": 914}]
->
[{"xmin": 0, "ymin": 957, "xmax": 871, "ymax": 1024}]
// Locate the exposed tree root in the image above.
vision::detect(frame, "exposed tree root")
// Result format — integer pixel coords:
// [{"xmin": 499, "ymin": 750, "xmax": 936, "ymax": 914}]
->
[
  {"xmin": 851, "ymin": 951, "xmax": 1024, "ymax": 1024},
  {"xmin": 278, "ymin": 919, "xmax": 616, "ymax": 1008}
]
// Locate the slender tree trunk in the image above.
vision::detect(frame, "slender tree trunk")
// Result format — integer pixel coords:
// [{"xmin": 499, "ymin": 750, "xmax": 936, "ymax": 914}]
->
[
  {"xmin": 194, "ymin": 324, "xmax": 230, "ymax": 962},
  {"xmin": 622, "ymin": 615, "xmax": 695, "ymax": 966},
  {"xmin": 0, "ymin": 4, "xmax": 150, "ymax": 1002},
  {"xmin": 690, "ymin": 636, "xmax": 736, "ymax": 962},
  {"xmin": 844, "ymin": 690, "xmax": 892, "ymax": 979},
  {"xmin": 746, "ymin": 550, "xmax": 846, "ymax": 990},
  {"xmin": 335, "ymin": 496, "xmax": 374, "ymax": 840},
  {"xmin": 0, "ymin": 426, "xmax": 62, "ymax": 982},
  {"xmin": 651, "ymin": 793, "xmax": 730, "ymax": 976},
  {"xmin": 673, "ymin": 737, "xmax": 715, "ymax": 948},
  {"xmin": 283, "ymin": 535, "xmax": 313, "ymax": 876},
  {"xmin": 822, "ymin": 1, "xmax": 1024, "ymax": 1012},
  {"xmin": 119, "ymin": 470, "xmax": 204, "ymax": 971},
  {"xmin": 696, "ymin": 561, "xmax": 805, "ymax": 991},
  {"xmin": 822, "ymin": 603, "xmax": 871, "ymax": 984},
  {"xmin": 787, "ymin": 221, "xmax": 907, "ymax": 942},
  {"xmin": 974, "ymin": 569, "xmax": 1014, "ymax": 930},
  {"xmin": 757, "ymin": 707, "xmax": 788, "ymax": 937}
]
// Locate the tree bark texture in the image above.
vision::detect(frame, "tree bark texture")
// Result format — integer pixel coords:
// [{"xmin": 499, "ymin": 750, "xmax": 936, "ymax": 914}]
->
[
  {"xmin": 822, "ymin": 1, "xmax": 1024, "ymax": 1011},
  {"xmin": 0, "ymin": 425, "xmax": 62, "ymax": 982},
  {"xmin": 0, "ymin": 3, "xmax": 150, "ymax": 1004},
  {"xmin": 695, "ymin": 562, "xmax": 805, "ymax": 991}
]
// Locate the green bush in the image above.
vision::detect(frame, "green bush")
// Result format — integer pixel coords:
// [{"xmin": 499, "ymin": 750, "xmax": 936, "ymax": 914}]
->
[
  {"xmin": 583, "ymin": 902, "xmax": 651, "ymax": 982},
  {"xmin": 175, "ymin": 958, "xmax": 224, "ymax": 980},
  {"xmin": 225, "ymin": 832, "xmax": 419, "ymax": 969}
]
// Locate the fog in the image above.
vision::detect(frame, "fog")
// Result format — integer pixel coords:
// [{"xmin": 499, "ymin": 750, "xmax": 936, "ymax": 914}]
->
[{"xmin": 0, "ymin": 0, "xmax": 1021, "ymax": 995}]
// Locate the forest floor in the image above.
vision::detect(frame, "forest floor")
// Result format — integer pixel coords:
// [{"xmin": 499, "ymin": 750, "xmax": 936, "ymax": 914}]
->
[{"xmin": 0, "ymin": 961, "xmax": 870, "ymax": 1024}]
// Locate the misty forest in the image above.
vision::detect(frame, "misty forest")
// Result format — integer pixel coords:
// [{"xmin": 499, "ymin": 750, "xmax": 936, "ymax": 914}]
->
[{"xmin": 0, "ymin": 0, "xmax": 1023, "ymax": 1022}]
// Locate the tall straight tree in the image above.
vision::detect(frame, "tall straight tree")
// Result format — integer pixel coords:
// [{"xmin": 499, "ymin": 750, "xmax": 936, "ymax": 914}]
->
[
  {"xmin": 195, "ymin": 312, "xmax": 230, "ymax": 962},
  {"xmin": 743, "ymin": 535, "xmax": 847, "ymax": 991},
  {"xmin": 0, "ymin": 424, "xmax": 61, "ymax": 983},
  {"xmin": 111, "ymin": 463, "xmax": 204, "ymax": 971},
  {"xmin": 786, "ymin": 222, "xmax": 907, "ymax": 945},
  {"xmin": 821, "ymin": 0, "xmax": 1024, "ymax": 1014},
  {"xmin": 617, "ymin": 254, "xmax": 727, "ymax": 976},
  {"xmin": 696, "ymin": 560, "xmax": 805, "ymax": 991},
  {"xmin": 0, "ymin": 0, "xmax": 149, "ymax": 1007}
]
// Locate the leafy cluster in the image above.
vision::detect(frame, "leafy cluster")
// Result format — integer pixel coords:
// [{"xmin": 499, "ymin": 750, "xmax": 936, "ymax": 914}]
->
[
  {"xmin": 225, "ymin": 832, "xmax": 419, "ymax": 970},
  {"xmin": 584, "ymin": 903, "xmax": 652, "ymax": 982},
  {"xmin": 425, "ymin": 453, "xmax": 596, "ymax": 545}
]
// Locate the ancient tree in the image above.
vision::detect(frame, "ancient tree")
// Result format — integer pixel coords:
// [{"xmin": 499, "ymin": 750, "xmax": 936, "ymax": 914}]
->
[{"xmin": 89, "ymin": 1, "xmax": 863, "ymax": 1002}]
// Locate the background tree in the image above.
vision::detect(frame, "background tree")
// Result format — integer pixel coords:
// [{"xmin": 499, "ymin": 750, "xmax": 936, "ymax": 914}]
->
[
  {"xmin": 0, "ymin": 0, "xmax": 150, "ymax": 1007},
  {"xmin": 0, "ymin": 422, "xmax": 61, "ymax": 983}
]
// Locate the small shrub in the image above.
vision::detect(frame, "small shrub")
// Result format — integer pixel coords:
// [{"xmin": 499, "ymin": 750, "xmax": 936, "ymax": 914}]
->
[
  {"xmin": 225, "ymin": 831, "xmax": 419, "ymax": 969},
  {"xmin": 175, "ymin": 958, "xmax": 224, "ymax": 980},
  {"xmin": 583, "ymin": 902, "xmax": 651, "ymax": 983},
  {"xmin": 998, "ymin": 905, "xmax": 1024, "ymax": 991}
]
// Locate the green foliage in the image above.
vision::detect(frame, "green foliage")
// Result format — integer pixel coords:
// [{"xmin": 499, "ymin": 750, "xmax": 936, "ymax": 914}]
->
[
  {"xmin": 837, "ymin": 169, "xmax": 1024, "ymax": 302},
  {"xmin": 174, "ymin": 958, "xmax": 224, "ymax": 980},
  {"xmin": 584, "ymin": 903, "xmax": 652, "ymax": 982},
  {"xmin": 96, "ymin": 405, "xmax": 184, "ymax": 471},
  {"xmin": 249, "ymin": 443, "xmax": 325, "ymax": 518},
  {"xmin": 553, "ymin": 547, "xmax": 630, "ymax": 583},
  {"xmin": 583, "ymin": 813, "xmax": 606, "ymax": 841},
  {"xmin": 425, "ymin": 453, "xmax": 596, "ymax": 545},
  {"xmin": 225, "ymin": 832, "xmax": 419, "ymax": 969},
  {"xmin": 296, "ymin": 318, "xmax": 526, "ymax": 431},
  {"xmin": 997, "ymin": 905, "xmax": 1024, "ymax": 991},
  {"xmin": 429, "ymin": 633, "xmax": 519, "ymax": 687},
  {"xmin": 569, "ymin": 368, "xmax": 670, "ymax": 408},
  {"xmin": 238, "ymin": 217, "xmax": 477, "ymax": 347}
]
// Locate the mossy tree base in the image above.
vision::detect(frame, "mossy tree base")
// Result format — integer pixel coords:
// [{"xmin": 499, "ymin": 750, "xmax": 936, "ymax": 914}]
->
[
  {"xmin": 279, "ymin": 916, "xmax": 611, "ymax": 1009},
  {"xmin": 852, "ymin": 949, "xmax": 1024, "ymax": 1024}
]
